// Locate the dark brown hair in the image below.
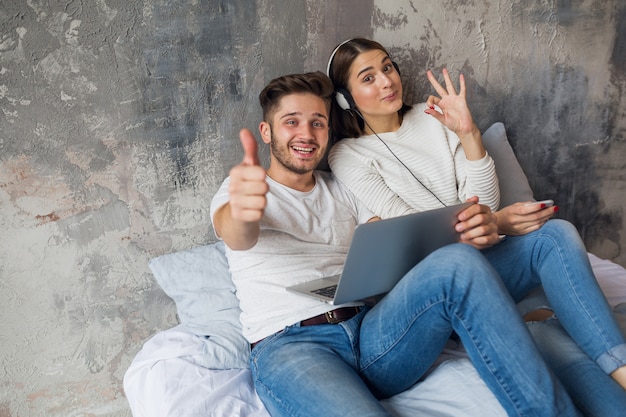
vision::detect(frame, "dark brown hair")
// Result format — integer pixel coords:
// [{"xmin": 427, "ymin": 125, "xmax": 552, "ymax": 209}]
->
[
  {"xmin": 327, "ymin": 38, "xmax": 412, "ymax": 140},
  {"xmin": 259, "ymin": 71, "xmax": 335, "ymax": 123}
]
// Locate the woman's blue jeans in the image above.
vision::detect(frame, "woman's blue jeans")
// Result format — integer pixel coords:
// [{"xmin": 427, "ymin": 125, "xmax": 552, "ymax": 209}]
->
[
  {"xmin": 518, "ymin": 291, "xmax": 626, "ymax": 416},
  {"xmin": 483, "ymin": 219, "xmax": 626, "ymax": 376},
  {"xmin": 250, "ymin": 243, "xmax": 578, "ymax": 417}
]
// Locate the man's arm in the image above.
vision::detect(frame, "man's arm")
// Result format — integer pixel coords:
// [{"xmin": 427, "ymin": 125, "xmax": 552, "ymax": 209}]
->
[{"xmin": 213, "ymin": 129, "xmax": 269, "ymax": 251}]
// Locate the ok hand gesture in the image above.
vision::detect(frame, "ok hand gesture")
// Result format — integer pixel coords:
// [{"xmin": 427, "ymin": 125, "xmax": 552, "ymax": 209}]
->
[{"xmin": 424, "ymin": 68, "xmax": 478, "ymax": 140}]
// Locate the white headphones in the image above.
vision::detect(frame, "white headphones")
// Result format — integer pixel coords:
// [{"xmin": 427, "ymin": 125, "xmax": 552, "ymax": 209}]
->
[{"xmin": 326, "ymin": 39, "xmax": 357, "ymax": 111}]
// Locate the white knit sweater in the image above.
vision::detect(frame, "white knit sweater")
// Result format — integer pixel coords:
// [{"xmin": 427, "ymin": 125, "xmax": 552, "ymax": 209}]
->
[{"xmin": 328, "ymin": 103, "xmax": 500, "ymax": 219}]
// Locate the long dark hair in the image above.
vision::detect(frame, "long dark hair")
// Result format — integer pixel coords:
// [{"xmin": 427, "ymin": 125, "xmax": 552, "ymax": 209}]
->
[{"xmin": 327, "ymin": 38, "xmax": 412, "ymax": 140}]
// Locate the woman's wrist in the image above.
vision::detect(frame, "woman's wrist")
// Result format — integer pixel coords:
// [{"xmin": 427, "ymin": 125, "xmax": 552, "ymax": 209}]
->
[{"xmin": 459, "ymin": 125, "xmax": 486, "ymax": 160}]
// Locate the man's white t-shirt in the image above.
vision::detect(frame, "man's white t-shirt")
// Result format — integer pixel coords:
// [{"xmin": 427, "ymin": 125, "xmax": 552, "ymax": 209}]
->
[{"xmin": 210, "ymin": 170, "xmax": 374, "ymax": 343}]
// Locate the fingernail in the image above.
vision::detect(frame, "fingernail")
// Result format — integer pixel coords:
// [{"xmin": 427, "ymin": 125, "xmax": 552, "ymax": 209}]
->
[
  {"xmin": 540, "ymin": 204, "xmax": 546, "ymax": 209},
  {"xmin": 430, "ymin": 105, "xmax": 435, "ymax": 110},
  {"xmin": 554, "ymin": 206, "xmax": 559, "ymax": 212}
]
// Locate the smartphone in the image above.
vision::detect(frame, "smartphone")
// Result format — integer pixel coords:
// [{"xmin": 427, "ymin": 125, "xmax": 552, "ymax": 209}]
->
[{"xmin": 524, "ymin": 199, "xmax": 554, "ymax": 207}]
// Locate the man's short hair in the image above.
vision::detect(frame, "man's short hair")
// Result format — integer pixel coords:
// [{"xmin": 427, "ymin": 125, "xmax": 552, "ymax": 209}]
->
[{"xmin": 259, "ymin": 71, "xmax": 334, "ymax": 122}]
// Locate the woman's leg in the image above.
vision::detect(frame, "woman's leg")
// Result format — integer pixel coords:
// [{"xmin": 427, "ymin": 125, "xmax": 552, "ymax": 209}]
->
[
  {"xmin": 528, "ymin": 318, "xmax": 626, "ymax": 417},
  {"xmin": 358, "ymin": 243, "xmax": 577, "ymax": 417},
  {"xmin": 484, "ymin": 219, "xmax": 626, "ymax": 385},
  {"xmin": 519, "ymin": 288, "xmax": 626, "ymax": 416}
]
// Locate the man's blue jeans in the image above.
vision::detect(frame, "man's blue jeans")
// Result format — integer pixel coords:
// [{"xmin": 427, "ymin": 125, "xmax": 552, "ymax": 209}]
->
[{"xmin": 250, "ymin": 243, "xmax": 578, "ymax": 417}]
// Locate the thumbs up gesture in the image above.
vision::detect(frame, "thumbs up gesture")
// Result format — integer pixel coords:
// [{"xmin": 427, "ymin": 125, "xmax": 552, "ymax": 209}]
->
[{"xmin": 227, "ymin": 129, "xmax": 269, "ymax": 223}]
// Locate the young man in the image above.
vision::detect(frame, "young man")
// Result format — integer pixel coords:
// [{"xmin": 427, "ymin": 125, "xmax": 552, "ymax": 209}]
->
[{"xmin": 210, "ymin": 72, "xmax": 576, "ymax": 416}]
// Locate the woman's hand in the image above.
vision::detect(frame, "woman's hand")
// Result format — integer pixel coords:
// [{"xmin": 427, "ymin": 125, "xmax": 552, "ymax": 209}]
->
[
  {"xmin": 456, "ymin": 196, "xmax": 501, "ymax": 250},
  {"xmin": 424, "ymin": 68, "xmax": 484, "ymax": 160},
  {"xmin": 495, "ymin": 201, "xmax": 558, "ymax": 236},
  {"xmin": 424, "ymin": 68, "xmax": 477, "ymax": 138}
]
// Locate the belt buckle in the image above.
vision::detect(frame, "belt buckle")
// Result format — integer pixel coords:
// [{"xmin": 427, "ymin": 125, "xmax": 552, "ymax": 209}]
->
[{"xmin": 325, "ymin": 309, "xmax": 341, "ymax": 324}]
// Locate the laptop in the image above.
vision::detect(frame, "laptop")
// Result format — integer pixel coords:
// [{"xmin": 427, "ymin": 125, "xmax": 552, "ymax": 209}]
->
[{"xmin": 286, "ymin": 202, "xmax": 472, "ymax": 305}]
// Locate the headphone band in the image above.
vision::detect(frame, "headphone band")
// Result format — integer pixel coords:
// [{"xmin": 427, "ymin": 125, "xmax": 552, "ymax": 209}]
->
[{"xmin": 326, "ymin": 38, "xmax": 354, "ymax": 77}]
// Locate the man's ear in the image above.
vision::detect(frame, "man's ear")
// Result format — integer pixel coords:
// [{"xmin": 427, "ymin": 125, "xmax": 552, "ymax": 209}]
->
[{"xmin": 259, "ymin": 121, "xmax": 272, "ymax": 144}]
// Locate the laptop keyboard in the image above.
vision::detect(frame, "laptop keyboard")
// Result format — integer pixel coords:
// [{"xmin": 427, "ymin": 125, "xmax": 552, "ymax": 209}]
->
[{"xmin": 312, "ymin": 285, "xmax": 337, "ymax": 298}]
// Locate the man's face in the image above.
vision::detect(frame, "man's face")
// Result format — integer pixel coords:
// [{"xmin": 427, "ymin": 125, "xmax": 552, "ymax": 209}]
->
[{"xmin": 260, "ymin": 93, "xmax": 329, "ymax": 175}]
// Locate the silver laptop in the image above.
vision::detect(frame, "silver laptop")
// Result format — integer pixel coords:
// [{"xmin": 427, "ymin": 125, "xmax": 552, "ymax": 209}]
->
[{"xmin": 286, "ymin": 202, "xmax": 472, "ymax": 305}]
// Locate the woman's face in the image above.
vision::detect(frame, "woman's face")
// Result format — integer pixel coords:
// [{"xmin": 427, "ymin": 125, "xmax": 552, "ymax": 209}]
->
[{"xmin": 347, "ymin": 49, "xmax": 403, "ymax": 119}]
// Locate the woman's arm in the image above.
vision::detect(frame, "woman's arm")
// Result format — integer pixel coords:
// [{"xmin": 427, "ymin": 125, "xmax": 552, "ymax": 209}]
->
[{"xmin": 424, "ymin": 69, "xmax": 500, "ymax": 211}]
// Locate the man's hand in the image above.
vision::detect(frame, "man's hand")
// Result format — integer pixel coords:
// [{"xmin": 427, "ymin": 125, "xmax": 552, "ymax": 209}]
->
[
  {"xmin": 213, "ymin": 129, "xmax": 268, "ymax": 250},
  {"xmin": 456, "ymin": 196, "xmax": 500, "ymax": 250},
  {"xmin": 495, "ymin": 201, "xmax": 557, "ymax": 236},
  {"xmin": 227, "ymin": 129, "xmax": 268, "ymax": 223}
]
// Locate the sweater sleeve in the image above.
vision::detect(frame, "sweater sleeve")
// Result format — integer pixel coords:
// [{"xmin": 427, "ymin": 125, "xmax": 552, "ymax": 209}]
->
[
  {"xmin": 456, "ymin": 149, "xmax": 500, "ymax": 212},
  {"xmin": 328, "ymin": 143, "xmax": 416, "ymax": 219}
]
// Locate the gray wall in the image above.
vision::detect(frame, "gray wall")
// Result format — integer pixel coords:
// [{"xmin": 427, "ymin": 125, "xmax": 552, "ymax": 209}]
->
[{"xmin": 1, "ymin": 0, "xmax": 624, "ymax": 415}]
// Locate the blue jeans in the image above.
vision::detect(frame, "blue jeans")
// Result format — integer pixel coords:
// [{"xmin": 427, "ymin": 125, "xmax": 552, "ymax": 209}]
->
[
  {"xmin": 519, "ymin": 288, "xmax": 626, "ymax": 417},
  {"xmin": 483, "ymin": 219, "xmax": 626, "ymax": 377},
  {"xmin": 250, "ymin": 243, "xmax": 577, "ymax": 417}
]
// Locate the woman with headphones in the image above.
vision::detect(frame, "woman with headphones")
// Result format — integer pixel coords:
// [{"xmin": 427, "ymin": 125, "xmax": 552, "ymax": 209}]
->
[{"xmin": 327, "ymin": 37, "xmax": 626, "ymax": 416}]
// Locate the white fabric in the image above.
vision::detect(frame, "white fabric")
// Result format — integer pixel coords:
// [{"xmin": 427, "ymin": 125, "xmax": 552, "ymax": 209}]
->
[
  {"xmin": 123, "ymin": 326, "xmax": 270, "ymax": 417},
  {"xmin": 328, "ymin": 104, "xmax": 500, "ymax": 218},
  {"xmin": 124, "ymin": 253, "xmax": 626, "ymax": 417},
  {"xmin": 148, "ymin": 241, "xmax": 250, "ymax": 369},
  {"xmin": 210, "ymin": 170, "xmax": 373, "ymax": 343}
]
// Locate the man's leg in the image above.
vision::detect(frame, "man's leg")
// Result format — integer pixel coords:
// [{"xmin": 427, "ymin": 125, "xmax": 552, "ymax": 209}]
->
[
  {"xmin": 358, "ymin": 243, "xmax": 577, "ymax": 417},
  {"xmin": 250, "ymin": 315, "xmax": 392, "ymax": 417}
]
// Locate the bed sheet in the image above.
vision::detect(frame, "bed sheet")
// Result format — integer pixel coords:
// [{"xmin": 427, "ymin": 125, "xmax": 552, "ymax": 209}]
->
[{"xmin": 124, "ymin": 253, "xmax": 626, "ymax": 417}]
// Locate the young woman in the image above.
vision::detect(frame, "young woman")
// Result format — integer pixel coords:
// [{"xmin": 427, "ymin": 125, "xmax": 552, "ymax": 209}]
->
[{"xmin": 327, "ymin": 37, "xmax": 626, "ymax": 416}]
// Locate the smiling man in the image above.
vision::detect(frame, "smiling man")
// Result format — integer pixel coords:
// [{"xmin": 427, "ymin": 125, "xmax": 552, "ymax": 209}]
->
[{"xmin": 209, "ymin": 72, "xmax": 575, "ymax": 417}]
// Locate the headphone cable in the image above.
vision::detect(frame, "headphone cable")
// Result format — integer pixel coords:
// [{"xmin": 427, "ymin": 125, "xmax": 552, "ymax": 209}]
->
[{"xmin": 353, "ymin": 108, "xmax": 448, "ymax": 208}]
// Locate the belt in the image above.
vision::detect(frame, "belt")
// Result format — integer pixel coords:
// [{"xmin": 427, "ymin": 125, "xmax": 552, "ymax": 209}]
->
[
  {"xmin": 300, "ymin": 306, "xmax": 362, "ymax": 326},
  {"xmin": 251, "ymin": 306, "xmax": 361, "ymax": 349}
]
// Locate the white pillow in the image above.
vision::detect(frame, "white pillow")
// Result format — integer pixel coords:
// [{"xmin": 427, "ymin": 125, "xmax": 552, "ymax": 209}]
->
[
  {"xmin": 149, "ymin": 241, "xmax": 250, "ymax": 369},
  {"xmin": 481, "ymin": 122, "xmax": 535, "ymax": 207}
]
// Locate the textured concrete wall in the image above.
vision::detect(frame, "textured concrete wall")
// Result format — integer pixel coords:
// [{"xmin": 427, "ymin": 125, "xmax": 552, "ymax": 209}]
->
[{"xmin": 0, "ymin": 0, "xmax": 624, "ymax": 415}]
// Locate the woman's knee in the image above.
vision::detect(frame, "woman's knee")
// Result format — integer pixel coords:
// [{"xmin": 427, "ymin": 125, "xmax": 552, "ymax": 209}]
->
[{"xmin": 539, "ymin": 219, "xmax": 579, "ymax": 240}]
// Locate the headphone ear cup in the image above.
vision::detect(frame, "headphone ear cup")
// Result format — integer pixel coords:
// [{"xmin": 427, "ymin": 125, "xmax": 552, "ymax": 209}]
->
[
  {"xmin": 392, "ymin": 61, "xmax": 401, "ymax": 76},
  {"xmin": 335, "ymin": 88, "xmax": 356, "ymax": 111}
]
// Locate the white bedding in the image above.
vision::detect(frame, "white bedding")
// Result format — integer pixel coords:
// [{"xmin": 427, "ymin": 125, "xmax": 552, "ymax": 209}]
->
[{"xmin": 124, "ymin": 253, "xmax": 626, "ymax": 417}]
